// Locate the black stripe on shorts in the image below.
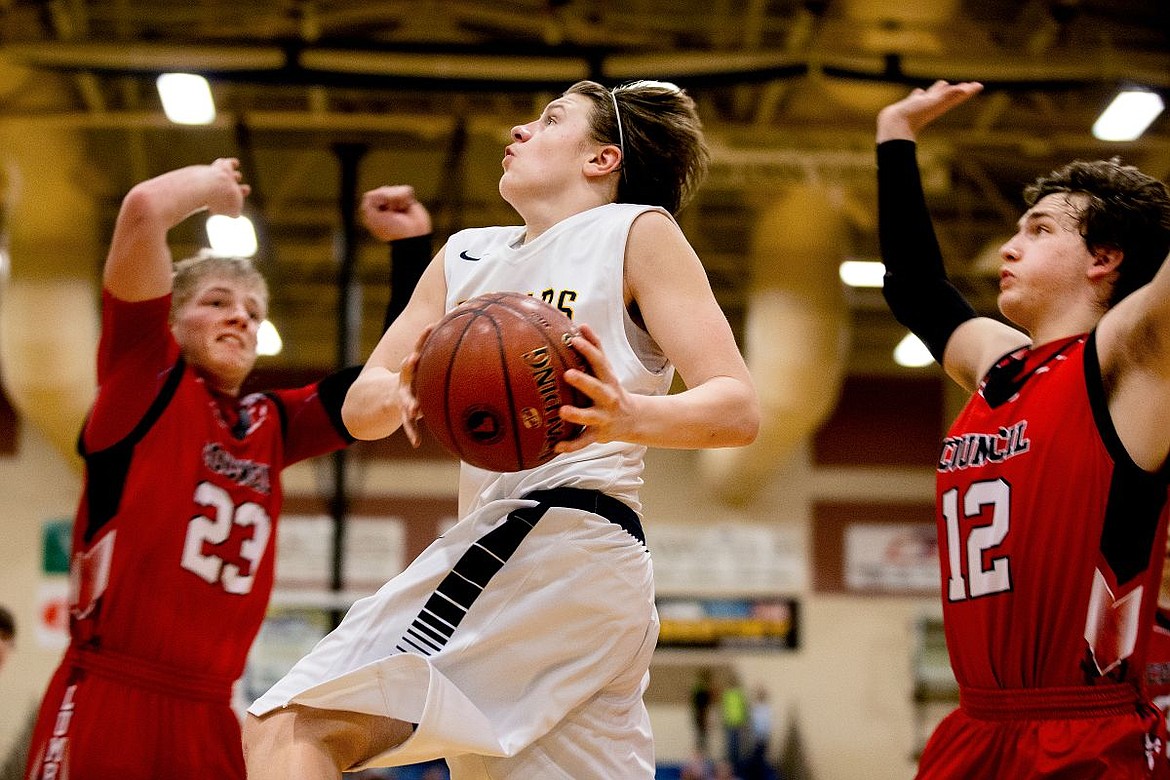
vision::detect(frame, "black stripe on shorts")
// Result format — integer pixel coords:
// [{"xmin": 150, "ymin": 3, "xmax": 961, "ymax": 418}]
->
[
  {"xmin": 396, "ymin": 502, "xmax": 549, "ymax": 655},
  {"xmin": 395, "ymin": 488, "xmax": 643, "ymax": 656}
]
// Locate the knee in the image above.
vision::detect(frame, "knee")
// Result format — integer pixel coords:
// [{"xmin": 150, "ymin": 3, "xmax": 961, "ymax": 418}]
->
[
  {"xmin": 242, "ymin": 707, "xmax": 346, "ymax": 773},
  {"xmin": 243, "ymin": 705, "xmax": 410, "ymax": 772},
  {"xmin": 242, "ymin": 711, "xmax": 285, "ymax": 762}
]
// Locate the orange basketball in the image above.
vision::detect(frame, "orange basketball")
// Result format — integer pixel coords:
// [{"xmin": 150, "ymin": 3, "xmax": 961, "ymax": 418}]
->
[{"xmin": 412, "ymin": 292, "xmax": 590, "ymax": 472}]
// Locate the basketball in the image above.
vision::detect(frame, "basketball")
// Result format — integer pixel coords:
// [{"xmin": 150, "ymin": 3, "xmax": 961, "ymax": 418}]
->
[{"xmin": 412, "ymin": 291, "xmax": 591, "ymax": 472}]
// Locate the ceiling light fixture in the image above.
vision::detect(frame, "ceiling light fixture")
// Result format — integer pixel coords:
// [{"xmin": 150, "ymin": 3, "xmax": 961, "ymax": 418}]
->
[
  {"xmin": 893, "ymin": 333, "xmax": 934, "ymax": 368},
  {"xmin": 1092, "ymin": 89, "xmax": 1164, "ymax": 142},
  {"xmin": 838, "ymin": 259, "xmax": 885, "ymax": 288},
  {"xmin": 157, "ymin": 73, "xmax": 216, "ymax": 125},
  {"xmin": 257, "ymin": 320, "xmax": 283, "ymax": 356},
  {"xmin": 206, "ymin": 214, "xmax": 258, "ymax": 258}
]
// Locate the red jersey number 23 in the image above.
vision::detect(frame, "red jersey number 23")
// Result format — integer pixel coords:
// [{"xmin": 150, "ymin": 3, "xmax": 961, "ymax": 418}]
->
[{"xmin": 181, "ymin": 481, "xmax": 272, "ymax": 595}]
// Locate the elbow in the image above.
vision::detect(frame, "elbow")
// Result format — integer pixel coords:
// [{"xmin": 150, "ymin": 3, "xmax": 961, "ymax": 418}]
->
[
  {"xmin": 340, "ymin": 381, "xmax": 400, "ymax": 441},
  {"xmin": 734, "ymin": 403, "xmax": 762, "ymax": 447},
  {"xmin": 117, "ymin": 182, "xmax": 173, "ymax": 232},
  {"xmin": 340, "ymin": 395, "xmax": 378, "ymax": 441},
  {"xmin": 723, "ymin": 384, "xmax": 761, "ymax": 447}
]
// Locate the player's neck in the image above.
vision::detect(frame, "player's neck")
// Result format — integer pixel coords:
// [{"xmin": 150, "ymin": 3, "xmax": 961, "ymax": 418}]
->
[
  {"xmin": 1027, "ymin": 307, "xmax": 1102, "ymax": 349},
  {"xmin": 515, "ymin": 188, "xmax": 611, "ymax": 245}
]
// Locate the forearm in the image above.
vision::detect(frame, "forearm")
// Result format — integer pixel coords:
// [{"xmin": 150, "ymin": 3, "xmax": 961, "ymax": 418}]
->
[
  {"xmin": 622, "ymin": 376, "xmax": 759, "ymax": 450},
  {"xmin": 340, "ymin": 366, "xmax": 405, "ymax": 440},
  {"xmin": 878, "ymin": 140, "xmax": 948, "ymax": 280},
  {"xmin": 105, "ymin": 165, "xmax": 241, "ymax": 298},
  {"xmin": 118, "ymin": 165, "xmax": 232, "ymax": 235}
]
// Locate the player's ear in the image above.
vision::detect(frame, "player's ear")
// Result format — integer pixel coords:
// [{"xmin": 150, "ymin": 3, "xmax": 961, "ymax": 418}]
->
[
  {"xmin": 1087, "ymin": 246, "xmax": 1123, "ymax": 280},
  {"xmin": 584, "ymin": 144, "xmax": 622, "ymax": 178}
]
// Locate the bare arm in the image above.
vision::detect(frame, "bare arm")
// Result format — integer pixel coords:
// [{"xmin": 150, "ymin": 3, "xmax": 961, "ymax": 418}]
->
[
  {"xmin": 340, "ymin": 245, "xmax": 448, "ymax": 441},
  {"xmin": 1095, "ymin": 259, "xmax": 1170, "ymax": 471},
  {"xmin": 103, "ymin": 158, "xmax": 249, "ymax": 300},
  {"xmin": 558, "ymin": 211, "xmax": 759, "ymax": 452}
]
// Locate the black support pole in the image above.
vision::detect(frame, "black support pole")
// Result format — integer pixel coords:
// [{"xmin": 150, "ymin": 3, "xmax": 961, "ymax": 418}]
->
[{"xmin": 328, "ymin": 142, "xmax": 367, "ymax": 628}]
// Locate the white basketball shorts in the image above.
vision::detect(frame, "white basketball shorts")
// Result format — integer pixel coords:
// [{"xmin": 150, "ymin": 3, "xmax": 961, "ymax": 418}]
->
[{"xmin": 249, "ymin": 488, "xmax": 659, "ymax": 779}]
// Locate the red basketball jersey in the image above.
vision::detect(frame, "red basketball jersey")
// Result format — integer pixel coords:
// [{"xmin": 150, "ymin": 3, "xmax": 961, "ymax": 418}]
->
[
  {"xmin": 26, "ymin": 292, "xmax": 355, "ymax": 780},
  {"xmin": 1148, "ymin": 610, "xmax": 1170, "ymax": 703},
  {"xmin": 937, "ymin": 332, "xmax": 1170, "ymax": 691},
  {"xmin": 68, "ymin": 291, "xmax": 350, "ymax": 681}
]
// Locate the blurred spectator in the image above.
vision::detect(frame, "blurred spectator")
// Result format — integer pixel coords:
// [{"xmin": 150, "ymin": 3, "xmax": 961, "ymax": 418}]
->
[
  {"xmin": 750, "ymin": 686, "xmax": 774, "ymax": 758},
  {"xmin": 713, "ymin": 759, "xmax": 744, "ymax": 780},
  {"xmin": 721, "ymin": 674, "xmax": 749, "ymax": 769},
  {"xmin": 681, "ymin": 750, "xmax": 715, "ymax": 780},
  {"xmin": 742, "ymin": 686, "xmax": 780, "ymax": 779},
  {"xmin": 691, "ymin": 667, "xmax": 715, "ymax": 755},
  {"xmin": 0, "ymin": 605, "xmax": 14, "ymax": 674}
]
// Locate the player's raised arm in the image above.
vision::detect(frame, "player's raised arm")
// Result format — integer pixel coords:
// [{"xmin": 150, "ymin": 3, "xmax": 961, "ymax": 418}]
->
[
  {"xmin": 876, "ymin": 82, "xmax": 1026, "ymax": 391},
  {"xmin": 1081, "ymin": 192, "xmax": 1170, "ymax": 473},
  {"xmin": 103, "ymin": 158, "xmax": 249, "ymax": 301}
]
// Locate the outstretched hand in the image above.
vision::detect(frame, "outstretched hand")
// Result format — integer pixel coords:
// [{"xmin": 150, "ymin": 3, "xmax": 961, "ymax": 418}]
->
[
  {"xmin": 555, "ymin": 323, "xmax": 640, "ymax": 454},
  {"xmin": 877, "ymin": 81, "xmax": 983, "ymax": 143},
  {"xmin": 362, "ymin": 185, "xmax": 433, "ymax": 242}
]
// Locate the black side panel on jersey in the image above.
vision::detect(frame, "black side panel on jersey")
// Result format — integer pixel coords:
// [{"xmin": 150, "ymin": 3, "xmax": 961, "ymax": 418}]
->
[
  {"xmin": 1085, "ymin": 332, "xmax": 1169, "ymax": 585},
  {"xmin": 1100, "ymin": 464, "xmax": 1169, "ymax": 586},
  {"xmin": 81, "ymin": 359, "xmax": 187, "ymax": 543}
]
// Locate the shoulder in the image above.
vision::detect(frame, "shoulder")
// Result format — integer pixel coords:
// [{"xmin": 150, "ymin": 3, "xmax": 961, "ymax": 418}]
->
[
  {"xmin": 627, "ymin": 207, "xmax": 677, "ymax": 234},
  {"xmin": 617, "ymin": 203, "xmax": 673, "ymax": 226},
  {"xmin": 444, "ymin": 225, "xmax": 522, "ymax": 263},
  {"xmin": 627, "ymin": 208, "xmax": 688, "ymax": 257},
  {"xmin": 943, "ymin": 317, "xmax": 1030, "ymax": 393}
]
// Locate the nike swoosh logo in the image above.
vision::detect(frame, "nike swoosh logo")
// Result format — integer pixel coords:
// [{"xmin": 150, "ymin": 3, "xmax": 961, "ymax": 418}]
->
[{"xmin": 459, "ymin": 250, "xmax": 483, "ymax": 262}]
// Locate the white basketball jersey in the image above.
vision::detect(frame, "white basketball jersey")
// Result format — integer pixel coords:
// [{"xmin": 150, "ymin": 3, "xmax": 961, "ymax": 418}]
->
[{"xmin": 443, "ymin": 202, "xmax": 675, "ymax": 516}]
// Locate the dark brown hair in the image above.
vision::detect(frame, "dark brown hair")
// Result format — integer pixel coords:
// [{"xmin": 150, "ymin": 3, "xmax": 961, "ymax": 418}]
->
[
  {"xmin": 1025, "ymin": 159, "xmax": 1170, "ymax": 306},
  {"xmin": 564, "ymin": 79, "xmax": 709, "ymax": 215}
]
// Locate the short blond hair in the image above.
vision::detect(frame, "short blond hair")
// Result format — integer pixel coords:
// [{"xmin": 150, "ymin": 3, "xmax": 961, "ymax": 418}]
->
[{"xmin": 171, "ymin": 250, "xmax": 269, "ymax": 319}]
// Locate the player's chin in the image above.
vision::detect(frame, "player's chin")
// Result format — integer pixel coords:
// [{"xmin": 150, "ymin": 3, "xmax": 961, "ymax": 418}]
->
[{"xmin": 213, "ymin": 351, "xmax": 257, "ymax": 383}]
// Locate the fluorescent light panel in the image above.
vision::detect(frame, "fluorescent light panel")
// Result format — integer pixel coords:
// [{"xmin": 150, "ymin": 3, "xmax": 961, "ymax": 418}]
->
[
  {"xmin": 206, "ymin": 214, "xmax": 258, "ymax": 258},
  {"xmin": 839, "ymin": 260, "xmax": 885, "ymax": 288},
  {"xmin": 1093, "ymin": 90, "xmax": 1164, "ymax": 142},
  {"xmin": 893, "ymin": 333, "xmax": 934, "ymax": 368},
  {"xmin": 157, "ymin": 73, "xmax": 216, "ymax": 125}
]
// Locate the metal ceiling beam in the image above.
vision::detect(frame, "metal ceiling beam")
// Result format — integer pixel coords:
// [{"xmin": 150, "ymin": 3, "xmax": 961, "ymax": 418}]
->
[{"xmin": 5, "ymin": 40, "xmax": 1167, "ymax": 89}]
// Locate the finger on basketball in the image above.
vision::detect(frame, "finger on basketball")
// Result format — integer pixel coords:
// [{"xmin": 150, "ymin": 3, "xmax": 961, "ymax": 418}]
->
[
  {"xmin": 562, "ymin": 369, "xmax": 611, "ymax": 409},
  {"xmin": 568, "ymin": 326, "xmax": 614, "ymax": 383}
]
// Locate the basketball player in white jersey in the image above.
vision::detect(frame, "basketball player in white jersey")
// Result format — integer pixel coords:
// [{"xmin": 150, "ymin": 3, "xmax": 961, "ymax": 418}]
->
[{"xmin": 243, "ymin": 79, "xmax": 760, "ymax": 780}]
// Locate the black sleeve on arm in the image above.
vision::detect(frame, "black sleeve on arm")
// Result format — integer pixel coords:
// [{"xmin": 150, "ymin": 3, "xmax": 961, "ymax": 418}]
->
[
  {"xmin": 384, "ymin": 234, "xmax": 434, "ymax": 332},
  {"xmin": 316, "ymin": 365, "xmax": 363, "ymax": 443},
  {"xmin": 878, "ymin": 139, "xmax": 977, "ymax": 362}
]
